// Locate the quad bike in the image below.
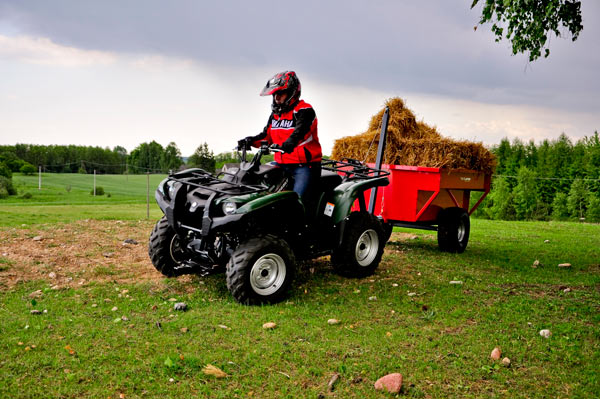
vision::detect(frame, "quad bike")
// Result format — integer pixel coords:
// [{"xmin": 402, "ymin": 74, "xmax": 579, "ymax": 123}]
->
[{"xmin": 148, "ymin": 141, "xmax": 390, "ymax": 305}]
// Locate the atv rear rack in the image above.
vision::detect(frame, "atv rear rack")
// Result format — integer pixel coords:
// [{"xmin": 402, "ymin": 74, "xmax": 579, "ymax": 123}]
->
[
  {"xmin": 322, "ymin": 158, "xmax": 390, "ymax": 180},
  {"xmin": 168, "ymin": 169, "xmax": 267, "ymax": 195}
]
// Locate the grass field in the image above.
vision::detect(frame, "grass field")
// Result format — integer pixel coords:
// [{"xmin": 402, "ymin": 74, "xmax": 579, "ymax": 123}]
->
[
  {"xmin": 0, "ymin": 174, "xmax": 599, "ymax": 398},
  {"xmin": 1, "ymin": 173, "xmax": 167, "ymax": 226}
]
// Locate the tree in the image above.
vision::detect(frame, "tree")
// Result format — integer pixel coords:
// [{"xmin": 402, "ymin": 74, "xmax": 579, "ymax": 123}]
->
[
  {"xmin": 471, "ymin": 0, "xmax": 583, "ymax": 61},
  {"xmin": 486, "ymin": 176, "xmax": 515, "ymax": 220},
  {"xmin": 188, "ymin": 143, "xmax": 216, "ymax": 173},
  {"xmin": 128, "ymin": 141, "xmax": 165, "ymax": 173},
  {"xmin": 567, "ymin": 178, "xmax": 588, "ymax": 219},
  {"xmin": 513, "ymin": 167, "xmax": 538, "ymax": 220},
  {"xmin": 586, "ymin": 196, "xmax": 600, "ymax": 223},
  {"xmin": 161, "ymin": 142, "xmax": 183, "ymax": 173},
  {"xmin": 551, "ymin": 192, "xmax": 569, "ymax": 220}
]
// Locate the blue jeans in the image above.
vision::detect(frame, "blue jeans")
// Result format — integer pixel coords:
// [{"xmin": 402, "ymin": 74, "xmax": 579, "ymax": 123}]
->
[{"xmin": 277, "ymin": 162, "xmax": 321, "ymax": 201}]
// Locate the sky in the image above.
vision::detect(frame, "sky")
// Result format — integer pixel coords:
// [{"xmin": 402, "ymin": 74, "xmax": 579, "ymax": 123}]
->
[{"xmin": 0, "ymin": 0, "xmax": 598, "ymax": 157}]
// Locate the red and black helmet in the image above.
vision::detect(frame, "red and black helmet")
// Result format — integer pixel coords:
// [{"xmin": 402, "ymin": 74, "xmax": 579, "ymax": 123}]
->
[{"xmin": 260, "ymin": 71, "xmax": 301, "ymax": 114}]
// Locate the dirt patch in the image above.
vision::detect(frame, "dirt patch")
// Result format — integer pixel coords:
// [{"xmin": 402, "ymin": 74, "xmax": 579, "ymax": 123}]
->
[{"xmin": 0, "ymin": 219, "xmax": 173, "ymax": 289}]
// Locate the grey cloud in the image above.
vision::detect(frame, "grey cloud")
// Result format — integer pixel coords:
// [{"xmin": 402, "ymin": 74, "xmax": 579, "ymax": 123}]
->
[{"xmin": 1, "ymin": 0, "xmax": 598, "ymax": 115}]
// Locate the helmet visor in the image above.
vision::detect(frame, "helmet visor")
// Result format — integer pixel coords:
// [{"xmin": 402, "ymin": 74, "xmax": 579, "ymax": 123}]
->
[{"xmin": 260, "ymin": 74, "xmax": 289, "ymax": 96}]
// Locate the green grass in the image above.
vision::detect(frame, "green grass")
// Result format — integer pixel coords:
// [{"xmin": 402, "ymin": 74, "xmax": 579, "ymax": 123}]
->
[
  {"xmin": 0, "ymin": 173, "xmax": 167, "ymax": 226},
  {"xmin": 1, "ymin": 218, "xmax": 599, "ymax": 398}
]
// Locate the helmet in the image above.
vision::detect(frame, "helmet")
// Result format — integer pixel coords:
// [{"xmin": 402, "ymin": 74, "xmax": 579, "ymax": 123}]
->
[{"xmin": 260, "ymin": 71, "xmax": 301, "ymax": 114}]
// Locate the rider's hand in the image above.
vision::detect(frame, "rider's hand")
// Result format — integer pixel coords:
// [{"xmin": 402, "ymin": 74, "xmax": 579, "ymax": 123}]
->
[
  {"xmin": 238, "ymin": 137, "xmax": 253, "ymax": 150},
  {"xmin": 281, "ymin": 141, "xmax": 295, "ymax": 154}
]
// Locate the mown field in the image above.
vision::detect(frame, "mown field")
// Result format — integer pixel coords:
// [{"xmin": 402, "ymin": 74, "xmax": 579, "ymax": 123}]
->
[{"xmin": 0, "ymin": 174, "xmax": 599, "ymax": 398}]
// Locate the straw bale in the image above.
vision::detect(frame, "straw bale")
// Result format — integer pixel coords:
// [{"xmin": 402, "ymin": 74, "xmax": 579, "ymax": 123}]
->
[{"xmin": 331, "ymin": 97, "xmax": 496, "ymax": 175}]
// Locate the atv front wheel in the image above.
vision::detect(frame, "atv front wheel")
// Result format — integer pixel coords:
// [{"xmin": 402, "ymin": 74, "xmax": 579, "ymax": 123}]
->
[
  {"xmin": 226, "ymin": 235, "xmax": 295, "ymax": 305},
  {"xmin": 148, "ymin": 216, "xmax": 187, "ymax": 277},
  {"xmin": 331, "ymin": 212, "xmax": 385, "ymax": 278}
]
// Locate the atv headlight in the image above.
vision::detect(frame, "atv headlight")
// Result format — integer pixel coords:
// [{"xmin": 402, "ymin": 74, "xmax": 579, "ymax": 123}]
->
[{"xmin": 222, "ymin": 202, "xmax": 237, "ymax": 215}]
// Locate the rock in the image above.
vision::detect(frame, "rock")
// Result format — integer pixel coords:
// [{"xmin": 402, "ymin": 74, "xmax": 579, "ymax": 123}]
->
[
  {"xmin": 43, "ymin": 309, "xmax": 48, "ymax": 314},
  {"xmin": 558, "ymin": 263, "xmax": 571, "ymax": 268},
  {"xmin": 173, "ymin": 302, "xmax": 187, "ymax": 311},
  {"xmin": 327, "ymin": 373, "xmax": 340, "ymax": 392},
  {"xmin": 30, "ymin": 309, "xmax": 42, "ymax": 315},
  {"xmin": 263, "ymin": 322, "xmax": 277, "ymax": 329},
  {"xmin": 29, "ymin": 290, "xmax": 43, "ymax": 298},
  {"xmin": 374, "ymin": 373, "xmax": 403, "ymax": 393},
  {"xmin": 33, "ymin": 236, "xmax": 43, "ymax": 241},
  {"xmin": 168, "ymin": 298, "xmax": 178, "ymax": 302},
  {"xmin": 532, "ymin": 260, "xmax": 540, "ymax": 268},
  {"xmin": 102, "ymin": 252, "xmax": 114, "ymax": 258},
  {"xmin": 91, "ymin": 303, "xmax": 98, "ymax": 307},
  {"xmin": 104, "ymin": 298, "xmax": 112, "ymax": 302},
  {"xmin": 563, "ymin": 288, "xmax": 572, "ymax": 293},
  {"xmin": 121, "ymin": 315, "xmax": 129, "ymax": 321},
  {"xmin": 368, "ymin": 296, "xmax": 377, "ymax": 301},
  {"xmin": 327, "ymin": 319, "xmax": 340, "ymax": 325},
  {"xmin": 502, "ymin": 357, "xmax": 511, "ymax": 367},
  {"xmin": 48, "ymin": 272, "xmax": 56, "ymax": 279},
  {"xmin": 111, "ymin": 306, "xmax": 118, "ymax": 312},
  {"xmin": 490, "ymin": 347, "xmax": 501, "ymax": 360},
  {"xmin": 449, "ymin": 280, "xmax": 463, "ymax": 285},
  {"xmin": 392, "ymin": 283, "xmax": 399, "ymax": 287},
  {"xmin": 218, "ymin": 325, "xmax": 230, "ymax": 330},
  {"xmin": 407, "ymin": 292, "xmax": 416, "ymax": 297},
  {"xmin": 181, "ymin": 327, "xmax": 188, "ymax": 333},
  {"xmin": 539, "ymin": 329, "xmax": 552, "ymax": 338},
  {"xmin": 50, "ymin": 285, "xmax": 60, "ymax": 290},
  {"xmin": 123, "ymin": 239, "xmax": 138, "ymax": 245},
  {"xmin": 544, "ymin": 240, "xmax": 550, "ymax": 243}
]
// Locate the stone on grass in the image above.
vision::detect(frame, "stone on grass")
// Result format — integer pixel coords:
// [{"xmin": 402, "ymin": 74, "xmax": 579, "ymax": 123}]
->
[
  {"xmin": 29, "ymin": 290, "xmax": 43, "ymax": 299},
  {"xmin": 111, "ymin": 306, "xmax": 118, "ymax": 312},
  {"xmin": 544, "ymin": 240, "xmax": 550, "ymax": 243},
  {"xmin": 33, "ymin": 236, "xmax": 43, "ymax": 241},
  {"xmin": 327, "ymin": 319, "xmax": 340, "ymax": 325},
  {"xmin": 558, "ymin": 263, "xmax": 571, "ymax": 268},
  {"xmin": 490, "ymin": 347, "xmax": 501, "ymax": 360},
  {"xmin": 173, "ymin": 302, "xmax": 187, "ymax": 311},
  {"xmin": 532, "ymin": 260, "xmax": 540, "ymax": 268},
  {"xmin": 263, "ymin": 322, "xmax": 277, "ymax": 329},
  {"xmin": 502, "ymin": 357, "xmax": 511, "ymax": 367},
  {"xmin": 123, "ymin": 238, "xmax": 138, "ymax": 245},
  {"xmin": 563, "ymin": 288, "xmax": 572, "ymax": 293},
  {"xmin": 539, "ymin": 329, "xmax": 552, "ymax": 338},
  {"xmin": 449, "ymin": 280, "xmax": 463, "ymax": 285},
  {"xmin": 374, "ymin": 373, "xmax": 403, "ymax": 393},
  {"xmin": 407, "ymin": 292, "xmax": 416, "ymax": 297},
  {"xmin": 48, "ymin": 272, "xmax": 56, "ymax": 279},
  {"xmin": 368, "ymin": 296, "xmax": 377, "ymax": 301},
  {"xmin": 30, "ymin": 309, "xmax": 42, "ymax": 315}
]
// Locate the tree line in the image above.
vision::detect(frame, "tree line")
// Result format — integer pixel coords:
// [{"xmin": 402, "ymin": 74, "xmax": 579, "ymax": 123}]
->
[{"xmin": 475, "ymin": 132, "xmax": 600, "ymax": 222}]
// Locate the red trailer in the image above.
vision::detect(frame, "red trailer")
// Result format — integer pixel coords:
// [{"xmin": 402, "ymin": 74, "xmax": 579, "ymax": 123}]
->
[{"xmin": 360, "ymin": 164, "xmax": 491, "ymax": 253}]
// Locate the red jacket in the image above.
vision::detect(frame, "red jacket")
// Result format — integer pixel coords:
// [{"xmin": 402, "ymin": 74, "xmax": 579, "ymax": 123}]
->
[{"xmin": 252, "ymin": 100, "xmax": 322, "ymax": 164}]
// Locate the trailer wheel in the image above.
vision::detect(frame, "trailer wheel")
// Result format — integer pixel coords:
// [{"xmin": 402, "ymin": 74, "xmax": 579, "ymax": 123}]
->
[
  {"xmin": 437, "ymin": 207, "xmax": 470, "ymax": 253},
  {"xmin": 226, "ymin": 235, "xmax": 295, "ymax": 305},
  {"xmin": 332, "ymin": 212, "xmax": 385, "ymax": 278},
  {"xmin": 148, "ymin": 216, "xmax": 187, "ymax": 277}
]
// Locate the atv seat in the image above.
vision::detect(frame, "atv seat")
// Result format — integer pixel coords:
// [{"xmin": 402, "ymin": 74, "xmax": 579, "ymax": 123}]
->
[{"xmin": 320, "ymin": 169, "xmax": 342, "ymax": 192}]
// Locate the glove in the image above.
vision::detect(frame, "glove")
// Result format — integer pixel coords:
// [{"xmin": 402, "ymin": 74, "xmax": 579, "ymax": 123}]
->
[
  {"xmin": 280, "ymin": 141, "xmax": 295, "ymax": 154},
  {"xmin": 237, "ymin": 136, "xmax": 253, "ymax": 150}
]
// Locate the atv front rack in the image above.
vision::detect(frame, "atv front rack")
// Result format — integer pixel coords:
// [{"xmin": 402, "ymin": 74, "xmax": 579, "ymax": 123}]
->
[
  {"xmin": 322, "ymin": 158, "xmax": 390, "ymax": 180},
  {"xmin": 168, "ymin": 169, "xmax": 267, "ymax": 195}
]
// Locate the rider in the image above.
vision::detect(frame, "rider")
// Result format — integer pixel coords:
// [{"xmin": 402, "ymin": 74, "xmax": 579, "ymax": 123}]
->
[{"xmin": 240, "ymin": 71, "xmax": 322, "ymax": 202}]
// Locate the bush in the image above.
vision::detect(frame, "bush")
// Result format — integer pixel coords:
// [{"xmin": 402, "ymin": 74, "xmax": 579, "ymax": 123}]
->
[
  {"xmin": 90, "ymin": 186, "xmax": 105, "ymax": 196},
  {"xmin": 552, "ymin": 192, "xmax": 569, "ymax": 220},
  {"xmin": 78, "ymin": 167, "xmax": 87, "ymax": 174},
  {"xmin": 0, "ymin": 162, "xmax": 12, "ymax": 179},
  {"xmin": 0, "ymin": 176, "xmax": 16, "ymax": 198},
  {"xmin": 20, "ymin": 192, "xmax": 33, "ymax": 199},
  {"xmin": 20, "ymin": 163, "xmax": 36, "ymax": 176},
  {"xmin": 65, "ymin": 185, "xmax": 72, "ymax": 193}
]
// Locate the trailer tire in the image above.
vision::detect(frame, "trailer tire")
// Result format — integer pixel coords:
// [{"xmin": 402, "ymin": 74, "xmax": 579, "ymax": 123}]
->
[
  {"xmin": 332, "ymin": 212, "xmax": 385, "ymax": 278},
  {"xmin": 226, "ymin": 235, "xmax": 295, "ymax": 305},
  {"xmin": 148, "ymin": 216, "xmax": 187, "ymax": 277},
  {"xmin": 437, "ymin": 207, "xmax": 470, "ymax": 253}
]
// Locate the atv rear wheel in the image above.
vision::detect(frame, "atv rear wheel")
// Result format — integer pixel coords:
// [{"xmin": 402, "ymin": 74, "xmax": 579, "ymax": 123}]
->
[
  {"xmin": 437, "ymin": 207, "xmax": 470, "ymax": 253},
  {"xmin": 331, "ymin": 211, "xmax": 385, "ymax": 278},
  {"xmin": 148, "ymin": 216, "xmax": 187, "ymax": 277},
  {"xmin": 226, "ymin": 235, "xmax": 295, "ymax": 305}
]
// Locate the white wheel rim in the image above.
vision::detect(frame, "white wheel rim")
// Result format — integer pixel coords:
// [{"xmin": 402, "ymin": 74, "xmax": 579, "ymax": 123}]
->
[
  {"xmin": 457, "ymin": 221, "xmax": 466, "ymax": 242},
  {"xmin": 355, "ymin": 229, "xmax": 379, "ymax": 267},
  {"xmin": 250, "ymin": 253, "xmax": 287, "ymax": 295}
]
